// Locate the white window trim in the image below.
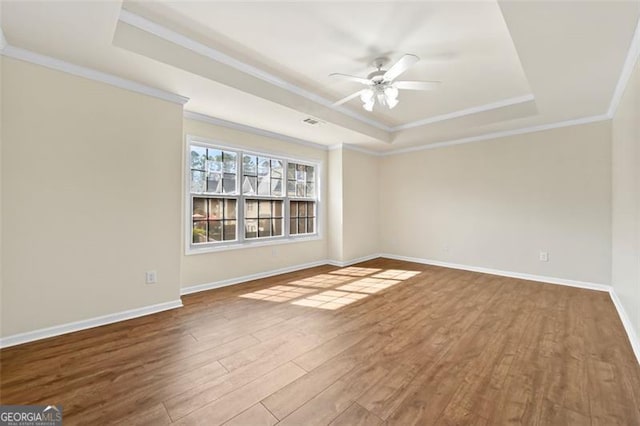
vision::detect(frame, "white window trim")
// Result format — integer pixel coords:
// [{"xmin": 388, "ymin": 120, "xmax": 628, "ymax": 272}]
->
[{"xmin": 185, "ymin": 135, "xmax": 323, "ymax": 255}]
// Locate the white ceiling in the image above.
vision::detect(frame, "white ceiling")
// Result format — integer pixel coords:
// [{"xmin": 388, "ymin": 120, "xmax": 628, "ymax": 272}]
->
[{"xmin": 1, "ymin": 1, "xmax": 639, "ymax": 152}]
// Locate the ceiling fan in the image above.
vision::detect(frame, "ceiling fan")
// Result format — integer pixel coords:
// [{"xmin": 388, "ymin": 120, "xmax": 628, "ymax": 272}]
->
[{"xmin": 330, "ymin": 54, "xmax": 441, "ymax": 112}]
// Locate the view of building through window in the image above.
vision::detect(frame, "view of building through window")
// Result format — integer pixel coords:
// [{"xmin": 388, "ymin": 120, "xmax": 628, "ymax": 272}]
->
[{"xmin": 188, "ymin": 141, "xmax": 318, "ymax": 249}]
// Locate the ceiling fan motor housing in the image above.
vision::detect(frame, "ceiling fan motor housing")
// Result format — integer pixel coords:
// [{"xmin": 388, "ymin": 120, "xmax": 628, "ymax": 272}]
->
[{"xmin": 367, "ymin": 69, "xmax": 386, "ymax": 83}]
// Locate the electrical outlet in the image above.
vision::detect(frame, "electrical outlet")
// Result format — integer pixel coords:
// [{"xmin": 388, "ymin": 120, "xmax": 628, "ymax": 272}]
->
[
  {"xmin": 145, "ymin": 270, "xmax": 157, "ymax": 284},
  {"xmin": 271, "ymin": 248, "xmax": 278, "ymax": 257},
  {"xmin": 539, "ymin": 251, "xmax": 549, "ymax": 262}
]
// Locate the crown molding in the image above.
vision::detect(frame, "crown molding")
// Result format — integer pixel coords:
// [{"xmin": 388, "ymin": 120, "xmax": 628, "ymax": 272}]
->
[
  {"xmin": 0, "ymin": 44, "xmax": 190, "ymax": 105},
  {"xmin": 118, "ymin": 9, "xmax": 542, "ymax": 135},
  {"xmin": 328, "ymin": 143, "xmax": 382, "ymax": 156},
  {"xmin": 608, "ymin": 15, "xmax": 640, "ymax": 117},
  {"xmin": 119, "ymin": 9, "xmax": 390, "ymax": 132},
  {"xmin": 382, "ymin": 114, "xmax": 611, "ymax": 156},
  {"xmin": 184, "ymin": 111, "xmax": 329, "ymax": 151},
  {"xmin": 185, "ymin": 110, "xmax": 611, "ymax": 158},
  {"xmin": 391, "ymin": 94, "xmax": 535, "ymax": 132}
]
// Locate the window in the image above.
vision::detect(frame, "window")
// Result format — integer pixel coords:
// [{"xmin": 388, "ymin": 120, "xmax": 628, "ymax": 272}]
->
[
  {"xmin": 187, "ymin": 139, "xmax": 319, "ymax": 252},
  {"xmin": 290, "ymin": 201, "xmax": 316, "ymax": 235}
]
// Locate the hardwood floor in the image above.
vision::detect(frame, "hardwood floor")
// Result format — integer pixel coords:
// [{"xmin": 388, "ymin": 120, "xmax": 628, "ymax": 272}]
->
[{"xmin": 1, "ymin": 258, "xmax": 639, "ymax": 425}]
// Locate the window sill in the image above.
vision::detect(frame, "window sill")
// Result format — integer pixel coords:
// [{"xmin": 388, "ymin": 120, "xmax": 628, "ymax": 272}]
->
[{"xmin": 185, "ymin": 234, "xmax": 322, "ymax": 256}]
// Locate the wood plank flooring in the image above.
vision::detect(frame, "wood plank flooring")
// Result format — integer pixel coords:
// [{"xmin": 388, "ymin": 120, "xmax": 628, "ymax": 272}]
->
[{"xmin": 1, "ymin": 258, "xmax": 639, "ymax": 425}]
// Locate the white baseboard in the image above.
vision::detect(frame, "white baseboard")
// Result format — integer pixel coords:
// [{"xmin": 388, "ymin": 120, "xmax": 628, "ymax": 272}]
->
[
  {"xmin": 379, "ymin": 253, "xmax": 640, "ymax": 365},
  {"xmin": 180, "ymin": 260, "xmax": 328, "ymax": 295},
  {"xmin": 0, "ymin": 299, "xmax": 183, "ymax": 349},
  {"xmin": 327, "ymin": 253, "xmax": 381, "ymax": 268},
  {"xmin": 609, "ymin": 290, "xmax": 640, "ymax": 365},
  {"xmin": 4, "ymin": 254, "xmax": 637, "ymax": 366},
  {"xmin": 379, "ymin": 253, "xmax": 611, "ymax": 292}
]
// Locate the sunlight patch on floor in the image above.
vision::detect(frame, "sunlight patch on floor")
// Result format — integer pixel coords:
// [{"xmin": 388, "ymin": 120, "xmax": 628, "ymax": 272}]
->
[
  {"xmin": 336, "ymin": 277, "xmax": 401, "ymax": 294},
  {"xmin": 239, "ymin": 285, "xmax": 316, "ymax": 302},
  {"xmin": 238, "ymin": 267, "xmax": 421, "ymax": 310},
  {"xmin": 329, "ymin": 267, "xmax": 382, "ymax": 277},
  {"xmin": 288, "ymin": 274, "xmax": 353, "ymax": 288}
]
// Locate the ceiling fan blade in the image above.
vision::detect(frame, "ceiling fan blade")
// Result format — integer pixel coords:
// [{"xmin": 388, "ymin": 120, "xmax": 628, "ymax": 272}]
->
[
  {"xmin": 333, "ymin": 89, "xmax": 367, "ymax": 106},
  {"xmin": 383, "ymin": 54, "xmax": 419, "ymax": 82},
  {"xmin": 394, "ymin": 81, "xmax": 441, "ymax": 91},
  {"xmin": 329, "ymin": 73, "xmax": 371, "ymax": 85}
]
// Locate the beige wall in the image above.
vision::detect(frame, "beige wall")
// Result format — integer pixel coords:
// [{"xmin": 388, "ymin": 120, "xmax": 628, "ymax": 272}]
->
[
  {"xmin": 327, "ymin": 148, "xmax": 343, "ymax": 261},
  {"xmin": 380, "ymin": 121, "xmax": 612, "ymax": 284},
  {"xmin": 324, "ymin": 147, "xmax": 379, "ymax": 263},
  {"xmin": 612, "ymin": 57, "xmax": 640, "ymax": 338},
  {"xmin": 181, "ymin": 119, "xmax": 328, "ymax": 288},
  {"xmin": 0, "ymin": 56, "xmax": 4, "ymax": 336},
  {"xmin": 342, "ymin": 148, "xmax": 379, "ymax": 261},
  {"xmin": 0, "ymin": 51, "xmax": 627, "ymax": 344},
  {"xmin": 1, "ymin": 58, "xmax": 184, "ymax": 337}
]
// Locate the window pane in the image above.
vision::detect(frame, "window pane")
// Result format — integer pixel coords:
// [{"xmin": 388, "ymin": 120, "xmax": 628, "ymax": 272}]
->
[
  {"xmin": 258, "ymin": 200, "xmax": 272, "ymax": 218},
  {"xmin": 306, "ymin": 165, "xmax": 315, "ymax": 181},
  {"xmin": 207, "ymin": 172, "xmax": 222, "ymax": 193},
  {"xmin": 258, "ymin": 177, "xmax": 271, "ymax": 196},
  {"xmin": 208, "ymin": 199, "xmax": 223, "ymax": 219},
  {"xmin": 223, "ymin": 152, "xmax": 237, "ymax": 173},
  {"xmin": 258, "ymin": 218, "xmax": 271, "ymax": 237},
  {"xmin": 296, "ymin": 182, "xmax": 305, "ymax": 197},
  {"xmin": 223, "ymin": 173, "xmax": 236, "ymax": 194},
  {"xmin": 208, "ymin": 148, "xmax": 222, "ymax": 163},
  {"xmin": 207, "ymin": 149, "xmax": 222, "ymax": 174},
  {"xmin": 289, "ymin": 218, "xmax": 297, "ymax": 235},
  {"xmin": 191, "ymin": 146, "xmax": 206, "ymax": 170},
  {"xmin": 296, "ymin": 164, "xmax": 306, "ymax": 181},
  {"xmin": 225, "ymin": 199, "xmax": 237, "ymax": 220},
  {"xmin": 245, "ymin": 219, "xmax": 258, "ymax": 239},
  {"xmin": 208, "ymin": 220, "xmax": 223, "ymax": 242},
  {"xmin": 243, "ymin": 155, "xmax": 257, "ymax": 176},
  {"xmin": 193, "ymin": 221, "xmax": 207, "ymax": 243},
  {"xmin": 307, "ymin": 217, "xmax": 315, "ymax": 233},
  {"xmin": 287, "ymin": 163, "xmax": 296, "ymax": 180},
  {"xmin": 287, "ymin": 180, "xmax": 296, "ymax": 197},
  {"xmin": 305, "ymin": 183, "xmax": 315, "ymax": 198},
  {"xmin": 224, "ymin": 220, "xmax": 236, "ymax": 241},
  {"xmin": 298, "ymin": 218, "xmax": 307, "ymax": 234},
  {"xmin": 258, "ymin": 157, "xmax": 271, "ymax": 177},
  {"xmin": 298, "ymin": 202, "xmax": 307, "ymax": 217},
  {"xmin": 290, "ymin": 201, "xmax": 298, "ymax": 217},
  {"xmin": 273, "ymin": 218, "xmax": 283, "ymax": 236},
  {"xmin": 307, "ymin": 202, "xmax": 315, "ymax": 217},
  {"xmin": 271, "ymin": 160, "xmax": 283, "ymax": 178},
  {"xmin": 193, "ymin": 198, "xmax": 207, "ymax": 220},
  {"xmin": 271, "ymin": 179, "xmax": 282, "ymax": 196},
  {"xmin": 245, "ymin": 199, "xmax": 258, "ymax": 219},
  {"xmin": 191, "ymin": 171, "xmax": 205, "ymax": 193},
  {"xmin": 273, "ymin": 200, "xmax": 283, "ymax": 217},
  {"xmin": 242, "ymin": 176, "xmax": 257, "ymax": 195}
]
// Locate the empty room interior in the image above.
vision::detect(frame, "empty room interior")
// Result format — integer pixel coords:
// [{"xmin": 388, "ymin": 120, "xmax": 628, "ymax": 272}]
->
[{"xmin": 1, "ymin": 0, "xmax": 640, "ymax": 425}]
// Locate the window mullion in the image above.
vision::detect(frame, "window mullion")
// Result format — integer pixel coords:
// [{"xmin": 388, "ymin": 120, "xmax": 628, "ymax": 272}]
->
[
  {"xmin": 237, "ymin": 151, "xmax": 245, "ymax": 244},
  {"xmin": 284, "ymin": 159, "xmax": 289, "ymax": 237}
]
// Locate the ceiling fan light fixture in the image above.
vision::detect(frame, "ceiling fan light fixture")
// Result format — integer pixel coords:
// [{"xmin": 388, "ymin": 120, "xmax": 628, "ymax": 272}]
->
[
  {"xmin": 363, "ymin": 99, "xmax": 374, "ymax": 111},
  {"xmin": 384, "ymin": 86, "xmax": 399, "ymax": 100},
  {"xmin": 360, "ymin": 89, "xmax": 374, "ymax": 102},
  {"xmin": 332, "ymin": 53, "xmax": 439, "ymax": 113}
]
